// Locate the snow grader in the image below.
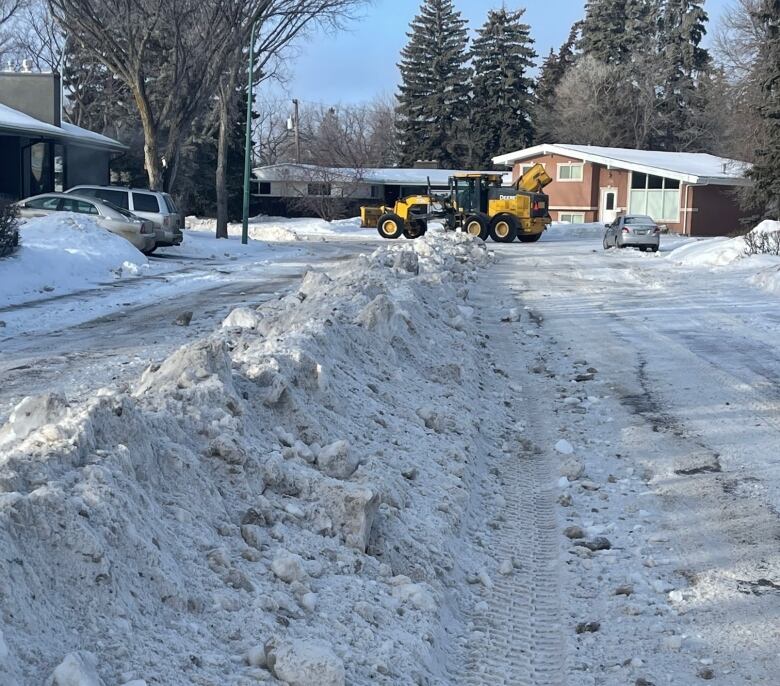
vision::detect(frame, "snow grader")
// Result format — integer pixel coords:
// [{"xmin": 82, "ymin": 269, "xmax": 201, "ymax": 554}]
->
[{"xmin": 360, "ymin": 163, "xmax": 553, "ymax": 243}]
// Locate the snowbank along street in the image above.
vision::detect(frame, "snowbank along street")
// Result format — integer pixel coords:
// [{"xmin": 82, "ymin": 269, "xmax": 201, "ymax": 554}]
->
[{"xmin": 1, "ymin": 223, "xmax": 780, "ymax": 685}]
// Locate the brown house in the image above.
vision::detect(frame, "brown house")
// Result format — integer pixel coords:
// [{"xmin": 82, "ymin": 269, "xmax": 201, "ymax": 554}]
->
[{"xmin": 493, "ymin": 144, "xmax": 751, "ymax": 236}]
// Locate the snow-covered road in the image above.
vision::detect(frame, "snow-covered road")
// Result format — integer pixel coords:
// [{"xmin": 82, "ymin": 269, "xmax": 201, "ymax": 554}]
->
[
  {"xmin": 478, "ymin": 235, "xmax": 780, "ymax": 684},
  {"xmin": 1, "ymin": 226, "xmax": 778, "ymax": 685},
  {"xmin": 0, "ymin": 236, "xmax": 375, "ymax": 425}
]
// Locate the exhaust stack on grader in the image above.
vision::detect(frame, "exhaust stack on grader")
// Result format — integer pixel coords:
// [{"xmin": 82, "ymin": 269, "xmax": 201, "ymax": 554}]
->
[{"xmin": 360, "ymin": 163, "xmax": 553, "ymax": 243}]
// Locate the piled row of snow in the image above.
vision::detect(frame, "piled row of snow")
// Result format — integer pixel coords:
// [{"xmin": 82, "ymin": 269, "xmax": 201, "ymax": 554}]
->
[
  {"xmin": 0, "ymin": 232, "xmax": 496, "ymax": 685},
  {"xmin": 186, "ymin": 215, "xmax": 368, "ymax": 242},
  {"xmin": 546, "ymin": 222, "xmax": 606, "ymax": 240},
  {"xmin": 665, "ymin": 220, "xmax": 780, "ymax": 295},
  {"xmin": 0, "ymin": 214, "xmax": 148, "ymax": 308},
  {"xmin": 667, "ymin": 220, "xmax": 780, "ymax": 267}
]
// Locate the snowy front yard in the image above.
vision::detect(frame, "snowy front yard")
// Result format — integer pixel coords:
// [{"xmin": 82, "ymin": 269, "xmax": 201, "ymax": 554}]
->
[{"xmin": 0, "ymin": 220, "xmax": 779, "ymax": 685}]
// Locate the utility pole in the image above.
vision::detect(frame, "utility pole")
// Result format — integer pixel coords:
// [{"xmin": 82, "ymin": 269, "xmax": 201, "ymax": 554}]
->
[
  {"xmin": 241, "ymin": 21, "xmax": 257, "ymax": 245},
  {"xmin": 292, "ymin": 98, "xmax": 301, "ymax": 164}
]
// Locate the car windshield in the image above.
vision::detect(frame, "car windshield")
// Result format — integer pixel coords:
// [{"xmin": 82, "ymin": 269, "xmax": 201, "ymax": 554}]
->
[{"xmin": 624, "ymin": 216, "xmax": 655, "ymax": 226}]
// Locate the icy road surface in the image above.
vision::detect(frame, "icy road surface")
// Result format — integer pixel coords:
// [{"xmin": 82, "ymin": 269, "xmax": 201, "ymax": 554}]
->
[{"xmin": 472, "ymin": 234, "xmax": 780, "ymax": 684}]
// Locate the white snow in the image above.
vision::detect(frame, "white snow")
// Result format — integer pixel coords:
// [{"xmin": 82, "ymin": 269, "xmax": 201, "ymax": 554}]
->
[
  {"xmin": 186, "ymin": 215, "xmax": 369, "ymax": 241},
  {"xmin": 3, "ymin": 212, "xmax": 780, "ymax": 685},
  {"xmin": 0, "ymin": 231, "xmax": 497, "ymax": 685},
  {"xmin": 0, "ymin": 103, "xmax": 123, "ymax": 151},
  {"xmin": 0, "ymin": 214, "xmax": 148, "ymax": 308}
]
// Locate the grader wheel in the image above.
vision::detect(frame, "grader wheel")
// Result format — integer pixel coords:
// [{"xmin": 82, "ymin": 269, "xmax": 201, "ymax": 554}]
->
[
  {"xmin": 489, "ymin": 214, "xmax": 519, "ymax": 243},
  {"xmin": 463, "ymin": 213, "xmax": 490, "ymax": 241},
  {"xmin": 376, "ymin": 213, "xmax": 405, "ymax": 240}
]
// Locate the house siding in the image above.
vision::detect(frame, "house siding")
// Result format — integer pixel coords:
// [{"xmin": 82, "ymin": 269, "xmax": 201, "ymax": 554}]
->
[
  {"xmin": 689, "ymin": 186, "xmax": 744, "ymax": 237},
  {"xmin": 511, "ymin": 153, "xmax": 745, "ymax": 236}
]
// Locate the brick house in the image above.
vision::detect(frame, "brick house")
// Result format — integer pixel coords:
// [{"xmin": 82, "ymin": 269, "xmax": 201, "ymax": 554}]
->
[{"xmin": 493, "ymin": 144, "xmax": 751, "ymax": 236}]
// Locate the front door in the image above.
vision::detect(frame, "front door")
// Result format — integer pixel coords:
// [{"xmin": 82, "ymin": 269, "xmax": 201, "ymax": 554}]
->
[{"xmin": 600, "ymin": 188, "xmax": 618, "ymax": 224}]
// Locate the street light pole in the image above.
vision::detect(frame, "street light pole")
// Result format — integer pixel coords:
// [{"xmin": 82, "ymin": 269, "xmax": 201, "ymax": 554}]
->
[{"xmin": 241, "ymin": 20, "xmax": 257, "ymax": 246}]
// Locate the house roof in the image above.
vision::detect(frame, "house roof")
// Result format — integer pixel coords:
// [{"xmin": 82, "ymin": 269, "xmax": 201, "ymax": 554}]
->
[
  {"xmin": 0, "ymin": 103, "xmax": 126, "ymax": 152},
  {"xmin": 254, "ymin": 163, "xmax": 511, "ymax": 186},
  {"xmin": 492, "ymin": 144, "xmax": 750, "ymax": 186}
]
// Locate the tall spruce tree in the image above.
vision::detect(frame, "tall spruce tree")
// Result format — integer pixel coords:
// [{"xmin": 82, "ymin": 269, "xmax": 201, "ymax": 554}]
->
[
  {"xmin": 396, "ymin": 0, "xmax": 471, "ymax": 168},
  {"xmin": 469, "ymin": 7, "xmax": 537, "ymax": 167},
  {"xmin": 655, "ymin": 0, "xmax": 711, "ymax": 150},
  {"xmin": 535, "ymin": 23, "xmax": 579, "ymax": 142},
  {"xmin": 580, "ymin": 0, "xmax": 629, "ymax": 64},
  {"xmin": 745, "ymin": 0, "xmax": 780, "ymax": 217}
]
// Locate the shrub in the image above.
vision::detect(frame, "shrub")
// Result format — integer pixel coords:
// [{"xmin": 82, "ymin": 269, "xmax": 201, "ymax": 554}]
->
[
  {"xmin": 744, "ymin": 229, "xmax": 780, "ymax": 256},
  {"xmin": 0, "ymin": 201, "xmax": 19, "ymax": 258}
]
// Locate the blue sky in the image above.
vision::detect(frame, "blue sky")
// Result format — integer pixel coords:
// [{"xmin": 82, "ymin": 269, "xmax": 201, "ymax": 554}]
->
[{"xmin": 271, "ymin": 0, "xmax": 731, "ymax": 105}]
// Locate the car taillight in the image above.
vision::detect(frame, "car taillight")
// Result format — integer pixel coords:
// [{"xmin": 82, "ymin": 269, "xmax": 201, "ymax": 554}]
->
[{"xmin": 622, "ymin": 227, "xmax": 630, "ymax": 233}]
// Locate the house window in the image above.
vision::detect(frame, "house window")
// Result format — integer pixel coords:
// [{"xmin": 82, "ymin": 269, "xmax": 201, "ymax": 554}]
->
[
  {"xmin": 257, "ymin": 182, "xmax": 271, "ymax": 195},
  {"xmin": 370, "ymin": 185, "xmax": 383, "ymax": 199},
  {"xmin": 559, "ymin": 212, "xmax": 585, "ymax": 224},
  {"xmin": 520, "ymin": 162, "xmax": 544, "ymax": 175},
  {"xmin": 557, "ymin": 162, "xmax": 584, "ymax": 182},
  {"xmin": 629, "ymin": 173, "xmax": 680, "ymax": 221},
  {"xmin": 308, "ymin": 182, "xmax": 331, "ymax": 196}
]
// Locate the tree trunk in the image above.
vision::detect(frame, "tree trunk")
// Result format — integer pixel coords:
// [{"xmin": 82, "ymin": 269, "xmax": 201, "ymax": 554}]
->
[
  {"xmin": 133, "ymin": 87, "xmax": 162, "ymax": 191},
  {"xmin": 216, "ymin": 90, "xmax": 231, "ymax": 239}
]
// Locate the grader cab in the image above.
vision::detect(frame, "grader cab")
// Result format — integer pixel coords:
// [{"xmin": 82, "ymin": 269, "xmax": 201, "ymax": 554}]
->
[{"xmin": 361, "ymin": 163, "xmax": 553, "ymax": 243}]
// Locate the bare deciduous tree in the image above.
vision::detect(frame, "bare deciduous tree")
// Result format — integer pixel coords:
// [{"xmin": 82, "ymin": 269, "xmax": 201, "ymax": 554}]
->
[
  {"xmin": 5, "ymin": 0, "xmax": 63, "ymax": 71},
  {"xmin": 210, "ymin": 0, "xmax": 367, "ymax": 237},
  {"xmin": 47, "ymin": 0, "xmax": 275, "ymax": 192}
]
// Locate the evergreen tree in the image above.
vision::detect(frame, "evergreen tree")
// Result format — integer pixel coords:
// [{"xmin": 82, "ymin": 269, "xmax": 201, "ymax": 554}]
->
[
  {"xmin": 745, "ymin": 0, "xmax": 780, "ymax": 217},
  {"xmin": 469, "ymin": 7, "xmax": 537, "ymax": 167},
  {"xmin": 396, "ymin": 0, "xmax": 471, "ymax": 168},
  {"xmin": 655, "ymin": 0, "xmax": 711, "ymax": 150},
  {"xmin": 580, "ymin": 0, "xmax": 629, "ymax": 64},
  {"xmin": 535, "ymin": 23, "xmax": 579, "ymax": 142}
]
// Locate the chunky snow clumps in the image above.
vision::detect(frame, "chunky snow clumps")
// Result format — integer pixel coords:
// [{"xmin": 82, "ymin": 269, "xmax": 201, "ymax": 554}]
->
[{"xmin": 0, "ymin": 232, "xmax": 498, "ymax": 685}]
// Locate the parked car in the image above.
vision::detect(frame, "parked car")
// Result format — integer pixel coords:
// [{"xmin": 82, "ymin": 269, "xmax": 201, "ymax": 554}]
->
[
  {"xmin": 15, "ymin": 193, "xmax": 157, "ymax": 254},
  {"xmin": 603, "ymin": 215, "xmax": 660, "ymax": 252},
  {"xmin": 66, "ymin": 185, "xmax": 183, "ymax": 250}
]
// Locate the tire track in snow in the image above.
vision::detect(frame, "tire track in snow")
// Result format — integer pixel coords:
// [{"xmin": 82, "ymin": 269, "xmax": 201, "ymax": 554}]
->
[
  {"xmin": 461, "ymin": 442, "xmax": 563, "ymax": 686},
  {"xmin": 456, "ymin": 279, "xmax": 564, "ymax": 686}
]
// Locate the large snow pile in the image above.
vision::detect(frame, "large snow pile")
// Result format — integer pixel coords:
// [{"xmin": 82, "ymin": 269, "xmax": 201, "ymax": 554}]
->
[
  {"xmin": 186, "ymin": 216, "xmax": 368, "ymax": 242},
  {"xmin": 0, "ymin": 232, "xmax": 497, "ymax": 685},
  {"xmin": 0, "ymin": 214, "xmax": 147, "ymax": 308},
  {"xmin": 667, "ymin": 220, "xmax": 780, "ymax": 267}
]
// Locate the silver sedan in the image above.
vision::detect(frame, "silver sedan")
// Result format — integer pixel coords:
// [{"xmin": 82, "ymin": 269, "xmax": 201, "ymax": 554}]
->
[
  {"xmin": 15, "ymin": 193, "xmax": 157, "ymax": 254},
  {"xmin": 603, "ymin": 215, "xmax": 660, "ymax": 252}
]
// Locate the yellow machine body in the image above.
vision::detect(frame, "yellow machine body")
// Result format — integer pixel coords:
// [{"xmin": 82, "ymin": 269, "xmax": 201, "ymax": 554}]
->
[{"xmin": 360, "ymin": 195, "xmax": 432, "ymax": 229}]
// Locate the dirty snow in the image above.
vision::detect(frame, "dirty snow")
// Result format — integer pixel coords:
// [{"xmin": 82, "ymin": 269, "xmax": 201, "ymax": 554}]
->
[
  {"xmin": 0, "ymin": 214, "xmax": 148, "ymax": 307},
  {"xmin": 0, "ymin": 231, "xmax": 502, "ymax": 685},
  {"xmin": 2, "ymin": 218, "xmax": 780, "ymax": 685}
]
